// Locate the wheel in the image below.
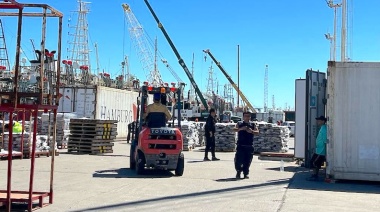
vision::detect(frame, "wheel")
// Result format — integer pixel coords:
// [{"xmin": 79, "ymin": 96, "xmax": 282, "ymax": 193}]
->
[
  {"xmin": 175, "ymin": 153, "xmax": 184, "ymax": 176},
  {"xmin": 129, "ymin": 144, "xmax": 136, "ymax": 170},
  {"xmin": 136, "ymin": 152, "xmax": 145, "ymax": 175}
]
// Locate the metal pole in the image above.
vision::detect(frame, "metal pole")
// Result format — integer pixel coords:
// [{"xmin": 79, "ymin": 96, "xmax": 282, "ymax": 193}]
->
[
  {"xmin": 28, "ymin": 110, "xmax": 38, "ymax": 211},
  {"xmin": 341, "ymin": 0, "xmax": 347, "ymax": 61},
  {"xmin": 6, "ymin": 111, "xmax": 14, "ymax": 212},
  {"xmin": 13, "ymin": 7, "xmax": 23, "ymax": 107},
  {"xmin": 40, "ymin": 7, "xmax": 47, "ymax": 102},
  {"xmin": 237, "ymin": 45, "xmax": 240, "ymax": 113},
  {"xmin": 333, "ymin": 7, "xmax": 337, "ymax": 61}
]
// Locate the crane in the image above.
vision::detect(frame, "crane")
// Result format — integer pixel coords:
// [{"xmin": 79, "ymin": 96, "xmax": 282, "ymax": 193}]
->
[
  {"xmin": 203, "ymin": 49, "xmax": 257, "ymax": 113},
  {"xmin": 143, "ymin": 0, "xmax": 209, "ymax": 111},
  {"xmin": 122, "ymin": 3, "xmax": 163, "ymax": 86}
]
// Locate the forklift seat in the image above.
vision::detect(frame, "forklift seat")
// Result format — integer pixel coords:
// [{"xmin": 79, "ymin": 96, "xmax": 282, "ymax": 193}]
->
[{"xmin": 147, "ymin": 112, "xmax": 166, "ymax": 128}]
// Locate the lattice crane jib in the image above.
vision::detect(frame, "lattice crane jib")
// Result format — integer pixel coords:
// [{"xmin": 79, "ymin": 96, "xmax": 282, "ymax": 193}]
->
[
  {"xmin": 122, "ymin": 3, "xmax": 163, "ymax": 87},
  {"xmin": 0, "ymin": 19, "xmax": 10, "ymax": 73},
  {"xmin": 67, "ymin": 0, "xmax": 91, "ymax": 84}
]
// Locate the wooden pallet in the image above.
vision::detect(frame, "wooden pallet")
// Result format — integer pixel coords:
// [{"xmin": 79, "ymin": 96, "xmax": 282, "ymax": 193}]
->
[
  {"xmin": 67, "ymin": 148, "xmax": 113, "ymax": 155},
  {"xmin": 68, "ymin": 131, "xmax": 118, "ymax": 136},
  {"xmin": 69, "ymin": 119, "xmax": 117, "ymax": 124},
  {"xmin": 69, "ymin": 135, "xmax": 116, "ymax": 140}
]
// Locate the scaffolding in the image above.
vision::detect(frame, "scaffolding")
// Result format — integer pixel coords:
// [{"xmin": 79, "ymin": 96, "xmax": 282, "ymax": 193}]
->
[{"xmin": 0, "ymin": 1, "xmax": 63, "ymax": 211}]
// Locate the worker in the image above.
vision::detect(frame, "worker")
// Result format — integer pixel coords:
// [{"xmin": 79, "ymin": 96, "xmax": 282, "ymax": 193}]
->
[
  {"xmin": 233, "ymin": 111, "xmax": 259, "ymax": 179},
  {"xmin": 307, "ymin": 115, "xmax": 327, "ymax": 181},
  {"xmin": 204, "ymin": 108, "xmax": 220, "ymax": 161},
  {"xmin": 4, "ymin": 121, "xmax": 23, "ymax": 133},
  {"xmin": 144, "ymin": 93, "xmax": 172, "ymax": 121}
]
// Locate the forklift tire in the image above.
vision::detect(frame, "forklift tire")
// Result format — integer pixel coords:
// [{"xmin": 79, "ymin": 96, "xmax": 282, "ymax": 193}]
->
[
  {"xmin": 175, "ymin": 153, "xmax": 184, "ymax": 176},
  {"xmin": 136, "ymin": 152, "xmax": 145, "ymax": 175},
  {"xmin": 129, "ymin": 145, "xmax": 136, "ymax": 170}
]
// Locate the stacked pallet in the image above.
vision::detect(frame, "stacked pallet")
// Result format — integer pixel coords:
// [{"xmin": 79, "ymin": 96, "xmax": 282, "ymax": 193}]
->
[
  {"xmin": 214, "ymin": 123, "xmax": 237, "ymax": 152},
  {"xmin": 2, "ymin": 133, "xmax": 55, "ymax": 157},
  {"xmin": 67, "ymin": 119, "xmax": 117, "ymax": 154},
  {"xmin": 194, "ymin": 122, "xmax": 206, "ymax": 147},
  {"xmin": 38, "ymin": 113, "xmax": 65, "ymax": 147},
  {"xmin": 175, "ymin": 121, "xmax": 198, "ymax": 151},
  {"xmin": 253, "ymin": 123, "xmax": 290, "ymax": 153},
  {"xmin": 2, "ymin": 133, "xmax": 30, "ymax": 154}
]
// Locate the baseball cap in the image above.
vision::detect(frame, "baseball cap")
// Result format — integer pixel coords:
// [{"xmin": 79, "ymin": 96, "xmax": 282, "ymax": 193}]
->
[
  {"xmin": 153, "ymin": 93, "xmax": 161, "ymax": 100},
  {"xmin": 315, "ymin": 116, "xmax": 327, "ymax": 121}
]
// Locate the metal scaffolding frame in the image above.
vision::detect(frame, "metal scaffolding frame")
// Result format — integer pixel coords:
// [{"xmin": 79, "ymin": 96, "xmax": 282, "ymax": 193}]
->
[{"xmin": 0, "ymin": 1, "xmax": 63, "ymax": 211}]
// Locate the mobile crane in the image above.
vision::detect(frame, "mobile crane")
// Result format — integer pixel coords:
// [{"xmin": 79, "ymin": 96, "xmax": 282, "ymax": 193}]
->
[
  {"xmin": 203, "ymin": 49, "xmax": 257, "ymax": 113},
  {"xmin": 143, "ymin": 0, "xmax": 210, "ymax": 119}
]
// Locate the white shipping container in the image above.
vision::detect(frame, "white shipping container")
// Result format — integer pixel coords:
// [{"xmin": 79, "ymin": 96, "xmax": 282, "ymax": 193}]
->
[
  {"xmin": 57, "ymin": 86, "xmax": 140, "ymax": 138},
  {"xmin": 327, "ymin": 61, "xmax": 380, "ymax": 181},
  {"xmin": 95, "ymin": 86, "xmax": 139, "ymax": 138}
]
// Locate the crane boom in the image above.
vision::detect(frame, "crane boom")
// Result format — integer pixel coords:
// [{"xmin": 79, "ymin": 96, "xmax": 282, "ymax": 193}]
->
[
  {"xmin": 203, "ymin": 49, "xmax": 257, "ymax": 113},
  {"xmin": 143, "ymin": 0, "xmax": 208, "ymax": 111},
  {"xmin": 122, "ymin": 3, "xmax": 163, "ymax": 86}
]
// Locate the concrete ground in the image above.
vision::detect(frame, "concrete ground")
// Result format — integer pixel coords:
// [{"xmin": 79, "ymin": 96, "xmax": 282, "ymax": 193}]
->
[{"xmin": 1, "ymin": 138, "xmax": 380, "ymax": 212}]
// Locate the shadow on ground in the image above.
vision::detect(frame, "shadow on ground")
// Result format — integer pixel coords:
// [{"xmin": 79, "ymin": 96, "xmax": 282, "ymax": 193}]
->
[
  {"xmin": 71, "ymin": 178, "xmax": 291, "ymax": 212},
  {"xmin": 215, "ymin": 177, "xmax": 243, "ymax": 182},
  {"xmin": 289, "ymin": 167, "xmax": 380, "ymax": 194},
  {"xmin": 93, "ymin": 168, "xmax": 174, "ymax": 179},
  {"xmin": 266, "ymin": 166, "xmax": 299, "ymax": 173}
]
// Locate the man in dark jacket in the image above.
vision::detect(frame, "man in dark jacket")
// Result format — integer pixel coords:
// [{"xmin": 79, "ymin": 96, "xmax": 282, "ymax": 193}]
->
[
  {"xmin": 204, "ymin": 108, "xmax": 220, "ymax": 161},
  {"xmin": 233, "ymin": 111, "xmax": 259, "ymax": 179}
]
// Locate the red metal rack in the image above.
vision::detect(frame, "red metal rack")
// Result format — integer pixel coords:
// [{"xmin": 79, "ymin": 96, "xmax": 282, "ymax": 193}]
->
[{"xmin": 0, "ymin": 1, "xmax": 63, "ymax": 211}]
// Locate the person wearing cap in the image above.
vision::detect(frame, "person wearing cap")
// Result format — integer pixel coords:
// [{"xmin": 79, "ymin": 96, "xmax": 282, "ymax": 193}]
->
[
  {"xmin": 143, "ymin": 93, "xmax": 172, "ymax": 121},
  {"xmin": 307, "ymin": 115, "xmax": 327, "ymax": 181},
  {"xmin": 233, "ymin": 111, "xmax": 259, "ymax": 179},
  {"xmin": 204, "ymin": 108, "xmax": 220, "ymax": 161}
]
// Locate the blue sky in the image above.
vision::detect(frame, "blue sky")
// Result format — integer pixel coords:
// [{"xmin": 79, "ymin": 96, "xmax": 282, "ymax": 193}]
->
[{"xmin": 1, "ymin": 0, "xmax": 379, "ymax": 110}]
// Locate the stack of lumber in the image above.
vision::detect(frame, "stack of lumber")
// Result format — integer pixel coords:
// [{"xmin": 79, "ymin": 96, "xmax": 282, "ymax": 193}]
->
[
  {"xmin": 67, "ymin": 119, "xmax": 117, "ymax": 154},
  {"xmin": 214, "ymin": 123, "xmax": 237, "ymax": 152},
  {"xmin": 253, "ymin": 123, "xmax": 290, "ymax": 153}
]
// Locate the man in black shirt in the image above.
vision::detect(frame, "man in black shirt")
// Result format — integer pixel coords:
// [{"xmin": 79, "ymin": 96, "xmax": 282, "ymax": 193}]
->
[
  {"xmin": 204, "ymin": 108, "xmax": 220, "ymax": 161},
  {"xmin": 233, "ymin": 111, "xmax": 259, "ymax": 179}
]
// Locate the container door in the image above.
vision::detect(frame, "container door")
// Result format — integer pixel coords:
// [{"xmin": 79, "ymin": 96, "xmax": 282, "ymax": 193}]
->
[
  {"xmin": 74, "ymin": 87, "xmax": 96, "ymax": 118},
  {"xmin": 58, "ymin": 87, "xmax": 74, "ymax": 113},
  {"xmin": 304, "ymin": 69, "xmax": 327, "ymax": 167},
  {"xmin": 295, "ymin": 79, "xmax": 306, "ymax": 159}
]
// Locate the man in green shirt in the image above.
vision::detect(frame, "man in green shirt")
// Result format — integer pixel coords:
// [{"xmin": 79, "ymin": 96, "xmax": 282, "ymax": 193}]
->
[{"xmin": 307, "ymin": 116, "xmax": 327, "ymax": 181}]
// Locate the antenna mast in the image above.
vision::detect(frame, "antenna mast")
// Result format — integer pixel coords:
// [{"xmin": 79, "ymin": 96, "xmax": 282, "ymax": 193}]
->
[
  {"xmin": 341, "ymin": 0, "xmax": 347, "ymax": 61},
  {"xmin": 264, "ymin": 64, "xmax": 268, "ymax": 112}
]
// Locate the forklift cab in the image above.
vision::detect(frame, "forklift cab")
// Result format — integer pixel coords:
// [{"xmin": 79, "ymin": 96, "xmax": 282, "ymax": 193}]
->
[{"xmin": 130, "ymin": 82, "xmax": 185, "ymax": 176}]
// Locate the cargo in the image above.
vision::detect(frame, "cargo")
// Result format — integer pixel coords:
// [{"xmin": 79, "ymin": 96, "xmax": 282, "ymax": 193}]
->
[
  {"xmin": 58, "ymin": 86, "xmax": 142, "ymax": 138},
  {"xmin": 326, "ymin": 61, "xmax": 380, "ymax": 181}
]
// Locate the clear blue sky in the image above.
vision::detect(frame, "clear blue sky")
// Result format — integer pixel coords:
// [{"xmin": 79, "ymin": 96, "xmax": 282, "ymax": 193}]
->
[{"xmin": 1, "ymin": 0, "xmax": 380, "ymax": 110}]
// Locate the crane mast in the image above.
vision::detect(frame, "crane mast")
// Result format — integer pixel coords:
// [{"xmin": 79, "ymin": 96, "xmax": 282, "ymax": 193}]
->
[
  {"xmin": 122, "ymin": 3, "xmax": 163, "ymax": 86},
  {"xmin": 143, "ymin": 0, "xmax": 209, "ymax": 111},
  {"xmin": 203, "ymin": 49, "xmax": 257, "ymax": 113}
]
